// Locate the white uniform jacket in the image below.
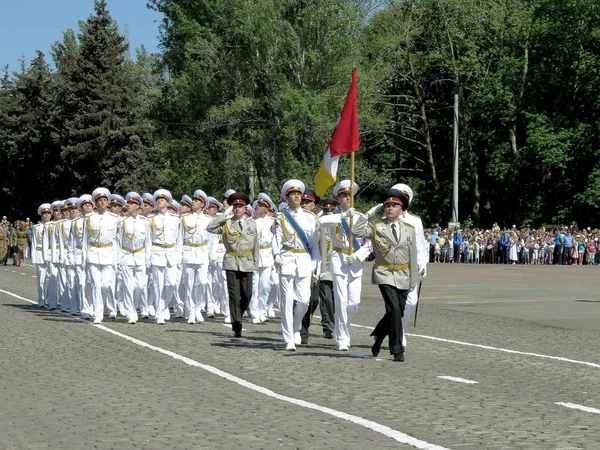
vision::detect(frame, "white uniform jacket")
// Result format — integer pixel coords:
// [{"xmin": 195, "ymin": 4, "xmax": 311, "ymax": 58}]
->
[
  {"xmin": 401, "ymin": 212, "xmax": 428, "ymax": 274},
  {"xmin": 71, "ymin": 217, "xmax": 85, "ymax": 266},
  {"xmin": 49, "ymin": 220, "xmax": 62, "ymax": 264},
  {"xmin": 180, "ymin": 212, "xmax": 213, "ymax": 265},
  {"xmin": 254, "ymin": 215, "xmax": 276, "ymax": 268},
  {"xmin": 59, "ymin": 219, "xmax": 73, "ymax": 266},
  {"xmin": 149, "ymin": 212, "xmax": 182, "ymax": 267},
  {"xmin": 82, "ymin": 212, "xmax": 121, "ymax": 266},
  {"xmin": 42, "ymin": 222, "xmax": 53, "ymax": 263},
  {"xmin": 119, "ymin": 215, "xmax": 152, "ymax": 267},
  {"xmin": 318, "ymin": 211, "xmax": 372, "ymax": 276},
  {"xmin": 273, "ymin": 207, "xmax": 321, "ymax": 277},
  {"xmin": 31, "ymin": 223, "xmax": 46, "ymax": 265}
]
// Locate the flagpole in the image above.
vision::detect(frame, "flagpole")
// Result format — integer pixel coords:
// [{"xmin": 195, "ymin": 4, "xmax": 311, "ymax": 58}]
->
[{"xmin": 349, "ymin": 151, "xmax": 355, "ymax": 254}]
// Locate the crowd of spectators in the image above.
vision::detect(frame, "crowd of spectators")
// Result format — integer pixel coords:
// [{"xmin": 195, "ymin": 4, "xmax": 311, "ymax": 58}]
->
[
  {"xmin": 0, "ymin": 215, "xmax": 33, "ymax": 266},
  {"xmin": 425, "ymin": 223, "xmax": 599, "ymax": 266}
]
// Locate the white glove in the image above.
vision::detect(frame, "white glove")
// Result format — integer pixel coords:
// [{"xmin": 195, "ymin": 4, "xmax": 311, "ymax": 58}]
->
[
  {"xmin": 312, "ymin": 263, "xmax": 322, "ymax": 282},
  {"xmin": 224, "ymin": 206, "xmax": 233, "ymax": 217},
  {"xmin": 274, "ymin": 254, "xmax": 283, "ymax": 271},
  {"xmin": 420, "ymin": 268, "xmax": 427, "ymax": 280},
  {"xmin": 341, "ymin": 207, "xmax": 355, "ymax": 219},
  {"xmin": 366, "ymin": 203, "xmax": 383, "ymax": 217},
  {"xmin": 345, "ymin": 254, "xmax": 356, "ymax": 266},
  {"xmin": 176, "ymin": 263, "xmax": 182, "ymax": 270}
]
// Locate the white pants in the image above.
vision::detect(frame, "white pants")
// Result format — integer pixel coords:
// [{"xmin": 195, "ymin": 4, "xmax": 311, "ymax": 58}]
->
[
  {"xmin": 87, "ymin": 263, "xmax": 116, "ymax": 321},
  {"xmin": 267, "ymin": 269, "xmax": 279, "ymax": 309},
  {"xmin": 279, "ymin": 274, "xmax": 311, "ymax": 344},
  {"xmin": 205, "ymin": 264, "xmax": 219, "ymax": 315},
  {"xmin": 58, "ymin": 264, "xmax": 68, "ymax": 310},
  {"xmin": 121, "ymin": 265, "xmax": 148, "ymax": 322},
  {"xmin": 402, "ymin": 285, "xmax": 419, "ymax": 329},
  {"xmin": 35, "ymin": 263, "xmax": 48, "ymax": 306},
  {"xmin": 212, "ymin": 263, "xmax": 229, "ymax": 319},
  {"xmin": 152, "ymin": 264, "xmax": 178, "ymax": 322},
  {"xmin": 46, "ymin": 262, "xmax": 58, "ymax": 309},
  {"xmin": 183, "ymin": 263, "xmax": 208, "ymax": 320},
  {"xmin": 64, "ymin": 265, "xmax": 76, "ymax": 312},
  {"xmin": 147, "ymin": 268, "xmax": 155, "ymax": 316},
  {"xmin": 332, "ymin": 272, "xmax": 362, "ymax": 347},
  {"xmin": 171, "ymin": 266, "xmax": 184, "ymax": 317},
  {"xmin": 250, "ymin": 266, "xmax": 272, "ymax": 319},
  {"xmin": 75, "ymin": 264, "xmax": 91, "ymax": 316},
  {"xmin": 116, "ymin": 266, "xmax": 125, "ymax": 315}
]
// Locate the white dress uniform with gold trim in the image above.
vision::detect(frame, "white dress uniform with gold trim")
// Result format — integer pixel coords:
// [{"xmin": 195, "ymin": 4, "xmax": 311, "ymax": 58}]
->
[
  {"xmin": 118, "ymin": 192, "xmax": 152, "ymax": 324},
  {"xmin": 318, "ymin": 180, "xmax": 372, "ymax": 350},
  {"xmin": 180, "ymin": 190, "xmax": 214, "ymax": 324},
  {"xmin": 150, "ymin": 189, "xmax": 183, "ymax": 324},
  {"xmin": 273, "ymin": 180, "xmax": 321, "ymax": 350},
  {"xmin": 84, "ymin": 188, "xmax": 121, "ymax": 323},
  {"xmin": 33, "ymin": 204, "xmax": 51, "ymax": 307},
  {"xmin": 72, "ymin": 195, "xmax": 91, "ymax": 319},
  {"xmin": 208, "ymin": 198, "xmax": 230, "ymax": 323}
]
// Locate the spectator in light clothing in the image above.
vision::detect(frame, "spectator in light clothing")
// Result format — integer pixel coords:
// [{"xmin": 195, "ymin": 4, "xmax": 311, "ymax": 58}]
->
[{"xmin": 587, "ymin": 240, "xmax": 596, "ymax": 265}]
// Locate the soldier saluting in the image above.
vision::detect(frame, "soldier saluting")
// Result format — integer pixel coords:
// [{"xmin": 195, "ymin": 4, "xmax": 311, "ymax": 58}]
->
[
  {"xmin": 207, "ymin": 192, "xmax": 259, "ymax": 338},
  {"xmin": 352, "ymin": 188, "xmax": 418, "ymax": 362}
]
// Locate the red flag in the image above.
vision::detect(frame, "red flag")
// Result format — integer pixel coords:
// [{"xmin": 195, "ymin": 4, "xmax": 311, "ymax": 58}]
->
[{"xmin": 328, "ymin": 69, "xmax": 359, "ymax": 157}]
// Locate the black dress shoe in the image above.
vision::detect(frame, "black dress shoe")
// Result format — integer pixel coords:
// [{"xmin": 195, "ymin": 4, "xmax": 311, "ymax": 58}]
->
[
  {"xmin": 371, "ymin": 337, "xmax": 383, "ymax": 357},
  {"xmin": 300, "ymin": 336, "xmax": 308, "ymax": 345},
  {"xmin": 234, "ymin": 331, "xmax": 242, "ymax": 338},
  {"xmin": 393, "ymin": 353, "xmax": 405, "ymax": 362},
  {"xmin": 322, "ymin": 330, "xmax": 333, "ymax": 339}
]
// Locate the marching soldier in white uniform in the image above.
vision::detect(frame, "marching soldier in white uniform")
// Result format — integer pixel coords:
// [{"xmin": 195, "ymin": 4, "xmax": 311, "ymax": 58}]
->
[
  {"xmin": 181, "ymin": 189, "xmax": 214, "ymax": 324},
  {"xmin": 142, "ymin": 193, "xmax": 157, "ymax": 317},
  {"xmin": 118, "ymin": 192, "xmax": 152, "ymax": 324},
  {"xmin": 42, "ymin": 203, "xmax": 58, "ymax": 309},
  {"xmin": 111, "ymin": 194, "xmax": 127, "ymax": 316},
  {"xmin": 150, "ymin": 189, "xmax": 182, "ymax": 325},
  {"xmin": 318, "ymin": 180, "xmax": 380, "ymax": 350},
  {"xmin": 33, "ymin": 203, "xmax": 52, "ymax": 307},
  {"xmin": 74, "ymin": 195, "xmax": 94, "ymax": 319},
  {"xmin": 57, "ymin": 201, "xmax": 72, "ymax": 313},
  {"xmin": 207, "ymin": 192, "xmax": 259, "ymax": 337},
  {"xmin": 391, "ymin": 183, "xmax": 427, "ymax": 347},
  {"xmin": 353, "ymin": 188, "xmax": 418, "ymax": 362},
  {"xmin": 249, "ymin": 192, "xmax": 277, "ymax": 324},
  {"xmin": 273, "ymin": 180, "xmax": 321, "ymax": 351},
  {"xmin": 47, "ymin": 200, "xmax": 64, "ymax": 310},
  {"xmin": 62, "ymin": 198, "xmax": 79, "ymax": 314},
  {"xmin": 83, "ymin": 188, "xmax": 121, "ymax": 324},
  {"xmin": 168, "ymin": 200, "xmax": 185, "ymax": 318}
]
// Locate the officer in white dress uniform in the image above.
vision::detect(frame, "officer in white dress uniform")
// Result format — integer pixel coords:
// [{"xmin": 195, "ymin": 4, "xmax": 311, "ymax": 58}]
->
[
  {"xmin": 249, "ymin": 193, "xmax": 277, "ymax": 323},
  {"xmin": 318, "ymin": 180, "xmax": 379, "ymax": 350},
  {"xmin": 83, "ymin": 188, "xmax": 120, "ymax": 324},
  {"xmin": 62, "ymin": 198, "xmax": 79, "ymax": 314},
  {"xmin": 206, "ymin": 197, "xmax": 231, "ymax": 323},
  {"xmin": 32, "ymin": 203, "xmax": 52, "ymax": 307},
  {"xmin": 56, "ymin": 201, "xmax": 72, "ymax": 312},
  {"xmin": 118, "ymin": 192, "xmax": 152, "ymax": 324},
  {"xmin": 42, "ymin": 203, "xmax": 58, "ymax": 309},
  {"xmin": 47, "ymin": 200, "xmax": 65, "ymax": 310},
  {"xmin": 181, "ymin": 189, "xmax": 214, "ymax": 324},
  {"xmin": 74, "ymin": 195, "xmax": 94, "ymax": 319},
  {"xmin": 273, "ymin": 180, "xmax": 321, "ymax": 351},
  {"xmin": 142, "ymin": 193, "xmax": 157, "ymax": 317},
  {"xmin": 266, "ymin": 201, "xmax": 279, "ymax": 318},
  {"xmin": 111, "ymin": 194, "xmax": 127, "ymax": 316},
  {"xmin": 168, "ymin": 200, "xmax": 185, "ymax": 318},
  {"xmin": 150, "ymin": 189, "xmax": 182, "ymax": 325}
]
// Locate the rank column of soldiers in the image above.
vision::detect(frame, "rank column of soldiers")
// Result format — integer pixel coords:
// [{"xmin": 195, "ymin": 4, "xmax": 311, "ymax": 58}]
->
[{"xmin": 31, "ymin": 180, "xmax": 428, "ymax": 361}]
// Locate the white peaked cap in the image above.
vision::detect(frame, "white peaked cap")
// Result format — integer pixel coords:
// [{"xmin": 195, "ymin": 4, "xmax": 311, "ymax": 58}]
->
[
  {"xmin": 38, "ymin": 203, "xmax": 52, "ymax": 216},
  {"xmin": 153, "ymin": 189, "xmax": 173, "ymax": 205},
  {"xmin": 280, "ymin": 180, "xmax": 305, "ymax": 200},
  {"xmin": 92, "ymin": 187, "xmax": 111, "ymax": 203},
  {"xmin": 391, "ymin": 183, "xmax": 413, "ymax": 204},
  {"xmin": 333, "ymin": 180, "xmax": 359, "ymax": 197}
]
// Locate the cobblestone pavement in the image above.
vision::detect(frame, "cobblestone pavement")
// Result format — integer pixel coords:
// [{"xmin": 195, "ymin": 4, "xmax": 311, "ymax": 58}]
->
[{"xmin": 2, "ymin": 262, "xmax": 600, "ymax": 449}]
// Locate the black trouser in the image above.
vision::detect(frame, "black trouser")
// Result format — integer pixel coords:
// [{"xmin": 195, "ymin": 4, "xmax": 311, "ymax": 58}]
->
[
  {"xmin": 300, "ymin": 279, "xmax": 335, "ymax": 339},
  {"xmin": 370, "ymin": 284, "xmax": 408, "ymax": 355},
  {"xmin": 563, "ymin": 246, "xmax": 572, "ymax": 265},
  {"xmin": 554, "ymin": 245, "xmax": 563, "ymax": 265},
  {"xmin": 226, "ymin": 270, "xmax": 253, "ymax": 334}
]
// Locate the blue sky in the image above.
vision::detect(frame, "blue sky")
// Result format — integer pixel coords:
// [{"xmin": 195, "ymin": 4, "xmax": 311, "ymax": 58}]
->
[{"xmin": 0, "ymin": 0, "xmax": 162, "ymax": 71}]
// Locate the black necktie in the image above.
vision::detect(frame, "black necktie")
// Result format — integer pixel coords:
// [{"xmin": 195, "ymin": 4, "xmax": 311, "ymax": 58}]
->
[
  {"xmin": 238, "ymin": 220, "xmax": 243, "ymax": 231},
  {"xmin": 392, "ymin": 223, "xmax": 399, "ymax": 242}
]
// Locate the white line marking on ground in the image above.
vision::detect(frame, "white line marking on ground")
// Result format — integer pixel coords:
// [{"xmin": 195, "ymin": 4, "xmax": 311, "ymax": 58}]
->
[
  {"xmin": 556, "ymin": 402, "xmax": 600, "ymax": 414},
  {"xmin": 427, "ymin": 284, "xmax": 480, "ymax": 287},
  {"xmin": 20, "ymin": 273, "xmax": 26, "ymax": 275},
  {"xmin": 0, "ymin": 288, "xmax": 448, "ymax": 450},
  {"xmin": 438, "ymin": 376, "xmax": 478, "ymax": 384},
  {"xmin": 31, "ymin": 275, "xmax": 36, "ymax": 278},
  {"xmin": 303, "ymin": 314, "xmax": 600, "ymax": 370}
]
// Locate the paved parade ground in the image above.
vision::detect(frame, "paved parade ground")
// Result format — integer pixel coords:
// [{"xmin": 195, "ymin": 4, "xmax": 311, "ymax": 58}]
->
[{"xmin": 2, "ymin": 263, "xmax": 600, "ymax": 449}]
